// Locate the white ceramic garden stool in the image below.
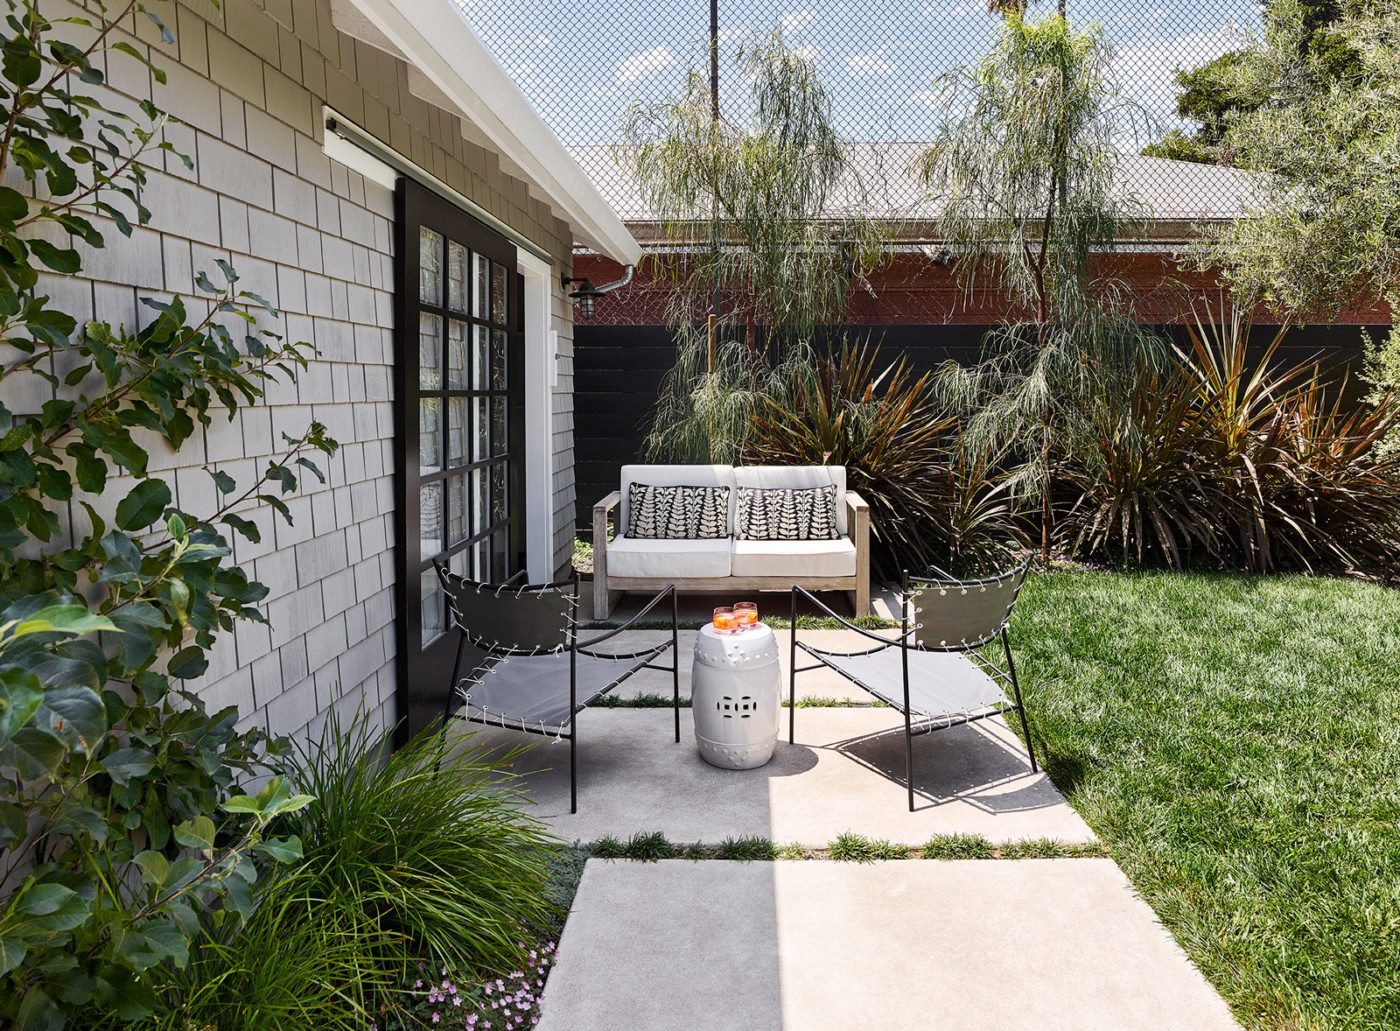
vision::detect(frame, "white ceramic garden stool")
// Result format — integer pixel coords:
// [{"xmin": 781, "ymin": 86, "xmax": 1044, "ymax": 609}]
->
[{"xmin": 691, "ymin": 622, "xmax": 782, "ymax": 769}]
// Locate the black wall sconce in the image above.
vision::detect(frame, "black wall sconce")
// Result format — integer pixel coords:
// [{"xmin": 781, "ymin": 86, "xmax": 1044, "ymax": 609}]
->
[{"xmin": 562, "ymin": 266, "xmax": 634, "ymax": 321}]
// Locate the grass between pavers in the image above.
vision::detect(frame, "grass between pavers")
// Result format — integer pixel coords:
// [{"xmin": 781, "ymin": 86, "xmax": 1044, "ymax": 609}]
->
[
  {"xmin": 1014, "ymin": 570, "xmax": 1400, "ymax": 1029},
  {"xmin": 579, "ymin": 831, "xmax": 1107, "ymax": 862}
]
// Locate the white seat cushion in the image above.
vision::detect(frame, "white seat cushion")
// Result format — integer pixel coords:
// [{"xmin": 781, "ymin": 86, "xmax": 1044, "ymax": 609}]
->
[
  {"xmin": 608, "ymin": 536, "xmax": 732, "ymax": 579},
  {"xmin": 730, "ymin": 538, "xmax": 857, "ymax": 578}
]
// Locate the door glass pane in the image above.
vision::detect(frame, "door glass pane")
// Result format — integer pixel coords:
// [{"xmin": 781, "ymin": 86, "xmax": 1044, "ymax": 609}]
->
[
  {"xmin": 473, "ymin": 397, "xmax": 490, "ymax": 462},
  {"xmin": 473, "ymin": 325, "xmax": 490, "ymax": 390},
  {"xmin": 492, "ymin": 396, "xmax": 507, "ymax": 456},
  {"xmin": 419, "ymin": 398, "xmax": 441, "ymax": 475},
  {"xmin": 490, "ymin": 263, "xmax": 507, "ymax": 323},
  {"xmin": 446, "ymin": 240, "xmax": 467, "ymax": 312},
  {"xmin": 491, "ymin": 329, "xmax": 508, "ymax": 390},
  {"xmin": 491, "ymin": 461, "xmax": 507, "ymax": 524},
  {"xmin": 450, "ymin": 548, "xmax": 469, "ymax": 579},
  {"xmin": 419, "ymin": 481, "xmax": 443, "ymax": 559},
  {"xmin": 472, "ymin": 467, "xmax": 489, "ymax": 535},
  {"xmin": 492, "ymin": 531, "xmax": 508, "ymax": 582},
  {"xmin": 419, "ymin": 228, "xmax": 442, "ymax": 306},
  {"xmin": 447, "ymin": 474, "xmax": 467, "ymax": 545},
  {"xmin": 474, "ymin": 537, "xmax": 491, "ymax": 582},
  {"xmin": 421, "ymin": 568, "xmax": 444, "ymax": 646},
  {"xmin": 447, "ymin": 320, "xmax": 467, "ymax": 389},
  {"xmin": 419, "ymin": 314, "xmax": 442, "ymax": 389},
  {"xmin": 473, "ymin": 253, "xmax": 489, "ymax": 318},
  {"xmin": 446, "ymin": 396, "xmax": 466, "ymax": 467}
]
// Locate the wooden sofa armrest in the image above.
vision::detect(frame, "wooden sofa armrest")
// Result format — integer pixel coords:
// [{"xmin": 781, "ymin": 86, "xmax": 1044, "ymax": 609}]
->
[
  {"xmin": 845, "ymin": 490, "xmax": 871, "ymax": 617},
  {"xmin": 594, "ymin": 490, "xmax": 621, "ymax": 519},
  {"xmin": 592, "ymin": 491, "xmax": 621, "ymax": 619}
]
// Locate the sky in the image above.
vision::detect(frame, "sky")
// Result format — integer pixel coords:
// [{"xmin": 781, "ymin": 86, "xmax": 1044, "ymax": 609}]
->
[{"xmin": 452, "ymin": 0, "xmax": 1262, "ymax": 192}]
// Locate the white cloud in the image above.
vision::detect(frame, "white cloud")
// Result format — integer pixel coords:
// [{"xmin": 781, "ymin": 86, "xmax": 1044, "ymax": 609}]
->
[
  {"xmin": 847, "ymin": 52, "xmax": 895, "ymax": 77},
  {"xmin": 1111, "ymin": 24, "xmax": 1243, "ymax": 115},
  {"xmin": 791, "ymin": 43, "xmax": 822, "ymax": 63},
  {"xmin": 912, "ymin": 89, "xmax": 940, "ymax": 111},
  {"xmin": 616, "ymin": 46, "xmax": 677, "ymax": 84},
  {"xmin": 781, "ymin": 10, "xmax": 816, "ymax": 34}
]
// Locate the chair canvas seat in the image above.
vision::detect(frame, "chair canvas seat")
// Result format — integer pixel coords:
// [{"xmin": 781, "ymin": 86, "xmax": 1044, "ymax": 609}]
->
[
  {"xmin": 801, "ymin": 645, "xmax": 1010, "ymax": 721},
  {"xmin": 461, "ymin": 641, "xmax": 670, "ymax": 732}
]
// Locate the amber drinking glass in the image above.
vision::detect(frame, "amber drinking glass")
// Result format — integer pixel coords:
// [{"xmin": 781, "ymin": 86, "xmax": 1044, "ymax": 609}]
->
[
  {"xmin": 712, "ymin": 606, "xmax": 739, "ymax": 634},
  {"xmin": 734, "ymin": 601, "xmax": 758, "ymax": 629}
]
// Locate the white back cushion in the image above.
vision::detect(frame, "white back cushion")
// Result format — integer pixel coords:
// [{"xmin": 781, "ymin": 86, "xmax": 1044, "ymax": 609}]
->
[
  {"xmin": 620, "ymin": 465, "xmax": 736, "ymax": 534},
  {"xmin": 734, "ymin": 466, "xmax": 847, "ymax": 535}
]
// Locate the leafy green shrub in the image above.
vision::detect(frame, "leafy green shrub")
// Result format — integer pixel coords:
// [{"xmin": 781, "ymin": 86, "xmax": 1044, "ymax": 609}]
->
[
  {"xmin": 747, "ymin": 343, "xmax": 1021, "ymax": 576},
  {"xmin": 0, "ymin": 4, "xmax": 333, "ymax": 1026}
]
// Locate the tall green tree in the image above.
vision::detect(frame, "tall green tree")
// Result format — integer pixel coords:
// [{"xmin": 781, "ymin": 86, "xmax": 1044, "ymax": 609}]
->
[
  {"xmin": 917, "ymin": 12, "xmax": 1154, "ymax": 559},
  {"xmin": 1195, "ymin": 0, "xmax": 1399, "ymax": 391},
  {"xmin": 617, "ymin": 33, "xmax": 887, "ymax": 462},
  {"xmin": 1143, "ymin": 0, "xmax": 1364, "ymax": 165},
  {"xmin": 0, "ymin": 2, "xmax": 330, "ymax": 1025}
]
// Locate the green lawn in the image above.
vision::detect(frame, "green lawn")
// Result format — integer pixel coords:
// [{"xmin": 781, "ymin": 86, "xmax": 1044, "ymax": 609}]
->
[{"xmin": 1015, "ymin": 571, "xmax": 1400, "ymax": 1030}]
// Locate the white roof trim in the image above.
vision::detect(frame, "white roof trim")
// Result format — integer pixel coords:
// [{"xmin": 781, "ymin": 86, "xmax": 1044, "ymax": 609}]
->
[{"xmin": 340, "ymin": 0, "xmax": 641, "ymax": 265}]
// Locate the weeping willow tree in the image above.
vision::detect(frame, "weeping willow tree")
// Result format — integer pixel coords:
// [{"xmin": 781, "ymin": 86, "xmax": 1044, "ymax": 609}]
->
[
  {"xmin": 916, "ymin": 12, "xmax": 1156, "ymax": 559},
  {"xmin": 617, "ymin": 34, "xmax": 888, "ymax": 462}
]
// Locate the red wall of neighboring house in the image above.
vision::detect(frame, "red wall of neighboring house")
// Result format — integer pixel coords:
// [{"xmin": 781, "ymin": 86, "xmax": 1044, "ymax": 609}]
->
[{"xmin": 573, "ymin": 251, "xmax": 1392, "ymax": 328}]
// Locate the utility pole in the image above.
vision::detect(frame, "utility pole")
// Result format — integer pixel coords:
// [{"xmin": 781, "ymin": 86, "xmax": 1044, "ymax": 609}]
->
[{"xmin": 707, "ymin": 0, "xmax": 721, "ymax": 368}]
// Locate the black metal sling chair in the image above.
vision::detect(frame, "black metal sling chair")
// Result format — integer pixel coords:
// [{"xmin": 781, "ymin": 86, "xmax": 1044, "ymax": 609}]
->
[
  {"xmin": 788, "ymin": 559, "xmax": 1037, "ymax": 811},
  {"xmin": 434, "ymin": 562, "xmax": 680, "ymax": 813}
]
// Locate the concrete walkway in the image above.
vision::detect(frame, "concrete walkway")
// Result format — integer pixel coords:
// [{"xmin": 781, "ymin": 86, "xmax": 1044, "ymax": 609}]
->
[
  {"xmin": 472, "ymin": 708, "xmax": 1091, "ymax": 844},
  {"xmin": 462, "ymin": 627, "xmax": 1238, "ymax": 1029},
  {"xmin": 541, "ymin": 859, "xmax": 1239, "ymax": 1030}
]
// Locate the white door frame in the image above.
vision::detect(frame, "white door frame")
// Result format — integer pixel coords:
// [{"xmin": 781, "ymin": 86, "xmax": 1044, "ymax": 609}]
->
[{"xmin": 516, "ymin": 247, "xmax": 555, "ymax": 583}]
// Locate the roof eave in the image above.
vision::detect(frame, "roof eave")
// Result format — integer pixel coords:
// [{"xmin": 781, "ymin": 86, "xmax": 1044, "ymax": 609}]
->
[{"xmin": 343, "ymin": 0, "xmax": 642, "ymax": 266}]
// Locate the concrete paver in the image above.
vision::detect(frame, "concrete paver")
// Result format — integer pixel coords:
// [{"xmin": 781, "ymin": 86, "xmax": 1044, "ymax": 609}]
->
[
  {"xmin": 465, "ymin": 707, "xmax": 1092, "ymax": 845},
  {"xmin": 541, "ymin": 858, "xmax": 1240, "ymax": 1030}
]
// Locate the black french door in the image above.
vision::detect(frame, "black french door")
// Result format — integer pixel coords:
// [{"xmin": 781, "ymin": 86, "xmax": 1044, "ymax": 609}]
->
[{"xmin": 394, "ymin": 179, "xmax": 525, "ymax": 738}]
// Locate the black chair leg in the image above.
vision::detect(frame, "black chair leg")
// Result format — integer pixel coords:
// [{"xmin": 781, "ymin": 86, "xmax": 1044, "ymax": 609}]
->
[
  {"xmin": 672, "ymin": 588, "xmax": 680, "ymax": 743},
  {"xmin": 1017, "ymin": 704, "xmax": 1038, "ymax": 773},
  {"xmin": 904, "ymin": 711, "xmax": 915, "ymax": 812},
  {"xmin": 788, "ymin": 588, "xmax": 797, "ymax": 744},
  {"xmin": 569, "ymin": 724, "xmax": 578, "ymax": 815}
]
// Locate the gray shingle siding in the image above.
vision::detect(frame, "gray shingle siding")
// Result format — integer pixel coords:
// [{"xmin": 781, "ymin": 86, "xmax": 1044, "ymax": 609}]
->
[{"xmin": 9, "ymin": 0, "xmax": 581, "ymax": 745}]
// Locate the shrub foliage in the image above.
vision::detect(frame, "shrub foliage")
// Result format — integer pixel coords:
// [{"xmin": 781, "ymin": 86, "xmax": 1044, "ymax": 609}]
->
[{"xmin": 0, "ymin": 3, "xmax": 333, "ymax": 1026}]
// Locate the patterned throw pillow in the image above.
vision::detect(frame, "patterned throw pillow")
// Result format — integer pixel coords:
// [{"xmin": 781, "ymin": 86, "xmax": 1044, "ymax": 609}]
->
[
  {"xmin": 626, "ymin": 483, "xmax": 730, "ymax": 539},
  {"xmin": 736, "ymin": 484, "xmax": 841, "ymax": 541}
]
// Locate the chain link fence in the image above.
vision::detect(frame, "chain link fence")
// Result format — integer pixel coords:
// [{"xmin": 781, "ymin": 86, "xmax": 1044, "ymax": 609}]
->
[{"xmin": 458, "ymin": 0, "xmax": 1262, "ymax": 321}]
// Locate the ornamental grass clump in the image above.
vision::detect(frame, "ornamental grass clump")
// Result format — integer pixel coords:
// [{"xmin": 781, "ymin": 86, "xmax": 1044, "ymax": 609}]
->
[
  {"xmin": 1058, "ymin": 300, "xmax": 1400, "ymax": 573},
  {"xmin": 747, "ymin": 342, "xmax": 1023, "ymax": 576},
  {"xmin": 283, "ymin": 716, "xmax": 559, "ymax": 983}
]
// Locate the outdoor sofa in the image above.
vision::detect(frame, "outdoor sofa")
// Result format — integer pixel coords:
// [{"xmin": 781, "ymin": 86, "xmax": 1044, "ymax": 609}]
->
[{"xmin": 592, "ymin": 464, "xmax": 870, "ymax": 619}]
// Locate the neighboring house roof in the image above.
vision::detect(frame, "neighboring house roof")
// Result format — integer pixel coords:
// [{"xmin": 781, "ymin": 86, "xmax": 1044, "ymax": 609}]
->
[
  {"xmin": 567, "ymin": 142, "xmax": 1263, "ymax": 244},
  {"xmin": 330, "ymin": 0, "xmax": 642, "ymax": 265}
]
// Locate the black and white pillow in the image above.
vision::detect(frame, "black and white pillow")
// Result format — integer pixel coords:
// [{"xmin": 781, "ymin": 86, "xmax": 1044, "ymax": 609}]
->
[
  {"xmin": 627, "ymin": 483, "xmax": 730, "ymax": 539},
  {"xmin": 736, "ymin": 484, "xmax": 841, "ymax": 541}
]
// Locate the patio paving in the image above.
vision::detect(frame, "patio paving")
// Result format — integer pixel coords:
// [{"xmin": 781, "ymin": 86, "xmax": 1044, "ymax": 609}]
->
[
  {"xmin": 540, "ymin": 858, "xmax": 1240, "ymax": 1030},
  {"xmin": 467, "ymin": 707, "xmax": 1093, "ymax": 845}
]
